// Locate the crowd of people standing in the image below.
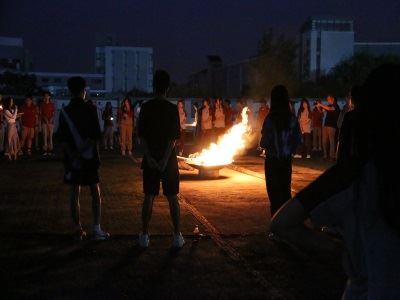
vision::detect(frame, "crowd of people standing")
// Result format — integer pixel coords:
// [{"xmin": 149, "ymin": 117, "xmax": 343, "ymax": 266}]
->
[{"xmin": 0, "ymin": 92, "xmax": 55, "ymax": 160}]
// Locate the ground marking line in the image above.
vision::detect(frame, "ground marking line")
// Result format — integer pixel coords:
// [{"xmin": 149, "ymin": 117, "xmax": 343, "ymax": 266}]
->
[
  {"xmin": 129, "ymin": 155, "xmax": 287, "ymax": 299},
  {"xmin": 178, "ymin": 193, "xmax": 287, "ymax": 299}
]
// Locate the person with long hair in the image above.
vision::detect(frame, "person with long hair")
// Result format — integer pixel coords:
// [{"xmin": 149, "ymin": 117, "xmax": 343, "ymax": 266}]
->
[
  {"xmin": 260, "ymin": 85, "xmax": 302, "ymax": 216},
  {"xmin": 118, "ymin": 97, "xmax": 134, "ymax": 156},
  {"xmin": 3, "ymin": 97, "xmax": 21, "ymax": 160},
  {"xmin": 102, "ymin": 101, "xmax": 114, "ymax": 150},
  {"xmin": 198, "ymin": 98, "xmax": 213, "ymax": 148},
  {"xmin": 177, "ymin": 99, "xmax": 186, "ymax": 156},
  {"xmin": 19, "ymin": 95, "xmax": 37, "ymax": 156},
  {"xmin": 270, "ymin": 64, "xmax": 400, "ymax": 299},
  {"xmin": 296, "ymin": 98, "xmax": 312, "ymax": 158},
  {"xmin": 213, "ymin": 97, "xmax": 226, "ymax": 140}
]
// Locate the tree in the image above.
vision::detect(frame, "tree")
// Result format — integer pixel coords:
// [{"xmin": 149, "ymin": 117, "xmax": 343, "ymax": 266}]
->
[
  {"xmin": 0, "ymin": 71, "xmax": 41, "ymax": 95},
  {"xmin": 251, "ymin": 28, "xmax": 298, "ymax": 97},
  {"xmin": 327, "ymin": 52, "xmax": 400, "ymax": 95},
  {"xmin": 295, "ymin": 52, "xmax": 400, "ymax": 98}
]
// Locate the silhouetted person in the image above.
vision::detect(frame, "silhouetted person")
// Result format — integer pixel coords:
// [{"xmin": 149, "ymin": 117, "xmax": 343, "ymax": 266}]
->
[
  {"xmin": 271, "ymin": 64, "xmax": 400, "ymax": 299},
  {"xmin": 336, "ymin": 85, "xmax": 365, "ymax": 164},
  {"xmin": 138, "ymin": 70, "xmax": 184, "ymax": 248},
  {"xmin": 260, "ymin": 85, "xmax": 302, "ymax": 216},
  {"xmin": 57, "ymin": 77, "xmax": 109, "ymax": 241},
  {"xmin": 317, "ymin": 95, "xmax": 340, "ymax": 160}
]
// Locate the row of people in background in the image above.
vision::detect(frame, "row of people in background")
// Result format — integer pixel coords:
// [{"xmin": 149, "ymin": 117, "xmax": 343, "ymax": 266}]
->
[
  {"xmin": 294, "ymin": 95, "xmax": 353, "ymax": 160},
  {"xmin": 155, "ymin": 97, "xmax": 271, "ymax": 157},
  {"xmin": 0, "ymin": 92, "xmax": 55, "ymax": 160},
  {"xmin": 101, "ymin": 97, "xmax": 135, "ymax": 156}
]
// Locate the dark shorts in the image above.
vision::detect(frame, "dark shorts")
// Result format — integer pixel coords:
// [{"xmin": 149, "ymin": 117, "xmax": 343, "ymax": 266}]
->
[{"xmin": 142, "ymin": 158, "xmax": 179, "ymax": 196}]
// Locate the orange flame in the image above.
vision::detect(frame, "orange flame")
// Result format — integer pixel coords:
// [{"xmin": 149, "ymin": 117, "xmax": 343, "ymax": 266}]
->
[{"xmin": 187, "ymin": 107, "xmax": 250, "ymax": 166}]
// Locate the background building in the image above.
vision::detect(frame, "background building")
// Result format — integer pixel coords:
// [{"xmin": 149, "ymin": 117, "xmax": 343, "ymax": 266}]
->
[
  {"xmin": 354, "ymin": 42, "xmax": 400, "ymax": 56},
  {"xmin": 188, "ymin": 56, "xmax": 256, "ymax": 97},
  {"xmin": 31, "ymin": 72, "xmax": 105, "ymax": 97},
  {"xmin": 95, "ymin": 46, "xmax": 153, "ymax": 94},
  {"xmin": 0, "ymin": 36, "xmax": 30, "ymax": 72},
  {"xmin": 298, "ymin": 17, "xmax": 355, "ymax": 81}
]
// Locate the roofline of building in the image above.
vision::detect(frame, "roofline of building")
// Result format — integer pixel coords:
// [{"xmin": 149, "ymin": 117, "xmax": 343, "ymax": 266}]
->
[
  {"xmin": 96, "ymin": 46, "xmax": 153, "ymax": 52},
  {"xmin": 0, "ymin": 36, "xmax": 24, "ymax": 47},
  {"xmin": 29, "ymin": 72, "xmax": 104, "ymax": 78},
  {"xmin": 307, "ymin": 15, "xmax": 354, "ymax": 22},
  {"xmin": 354, "ymin": 42, "xmax": 400, "ymax": 45}
]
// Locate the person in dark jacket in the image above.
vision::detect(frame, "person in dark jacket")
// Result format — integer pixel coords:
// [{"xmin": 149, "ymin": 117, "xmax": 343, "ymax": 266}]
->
[{"xmin": 260, "ymin": 85, "xmax": 302, "ymax": 216}]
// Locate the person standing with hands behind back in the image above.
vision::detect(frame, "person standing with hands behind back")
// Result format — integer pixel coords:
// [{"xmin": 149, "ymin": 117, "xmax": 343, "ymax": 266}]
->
[{"xmin": 138, "ymin": 70, "xmax": 184, "ymax": 249}]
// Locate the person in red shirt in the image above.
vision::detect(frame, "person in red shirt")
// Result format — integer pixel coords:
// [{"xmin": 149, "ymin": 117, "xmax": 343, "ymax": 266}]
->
[
  {"xmin": 40, "ymin": 91, "xmax": 56, "ymax": 155},
  {"xmin": 19, "ymin": 95, "xmax": 37, "ymax": 155},
  {"xmin": 117, "ymin": 97, "xmax": 134, "ymax": 156}
]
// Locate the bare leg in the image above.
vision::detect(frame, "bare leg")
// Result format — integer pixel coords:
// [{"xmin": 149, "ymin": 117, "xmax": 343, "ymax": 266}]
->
[
  {"xmin": 89, "ymin": 184, "xmax": 101, "ymax": 225},
  {"xmin": 142, "ymin": 194, "xmax": 155, "ymax": 234},
  {"xmin": 167, "ymin": 195, "xmax": 181, "ymax": 235},
  {"xmin": 69, "ymin": 185, "xmax": 81, "ymax": 228}
]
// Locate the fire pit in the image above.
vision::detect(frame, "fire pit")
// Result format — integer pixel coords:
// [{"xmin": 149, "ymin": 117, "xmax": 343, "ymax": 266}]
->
[
  {"xmin": 177, "ymin": 156, "xmax": 228, "ymax": 179},
  {"xmin": 177, "ymin": 107, "xmax": 250, "ymax": 179}
]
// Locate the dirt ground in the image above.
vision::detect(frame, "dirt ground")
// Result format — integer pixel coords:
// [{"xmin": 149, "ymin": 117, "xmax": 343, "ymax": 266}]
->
[{"xmin": 0, "ymin": 151, "xmax": 345, "ymax": 299}]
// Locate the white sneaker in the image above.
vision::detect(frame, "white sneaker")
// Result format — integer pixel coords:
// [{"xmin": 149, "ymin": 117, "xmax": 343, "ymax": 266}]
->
[
  {"xmin": 93, "ymin": 229, "xmax": 110, "ymax": 240},
  {"xmin": 306, "ymin": 155, "xmax": 311, "ymax": 159},
  {"xmin": 293, "ymin": 154, "xmax": 302, "ymax": 158},
  {"xmin": 128, "ymin": 151, "xmax": 132, "ymax": 156},
  {"xmin": 172, "ymin": 233, "xmax": 185, "ymax": 248},
  {"xmin": 110, "ymin": 146, "xmax": 113, "ymax": 150},
  {"xmin": 139, "ymin": 233, "xmax": 150, "ymax": 248}
]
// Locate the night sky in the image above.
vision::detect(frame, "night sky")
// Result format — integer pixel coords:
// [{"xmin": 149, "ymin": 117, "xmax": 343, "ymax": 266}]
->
[{"xmin": 1, "ymin": 0, "xmax": 399, "ymax": 82}]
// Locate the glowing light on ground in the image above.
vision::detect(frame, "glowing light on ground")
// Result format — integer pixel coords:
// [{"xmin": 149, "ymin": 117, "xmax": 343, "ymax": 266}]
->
[{"xmin": 187, "ymin": 107, "xmax": 250, "ymax": 166}]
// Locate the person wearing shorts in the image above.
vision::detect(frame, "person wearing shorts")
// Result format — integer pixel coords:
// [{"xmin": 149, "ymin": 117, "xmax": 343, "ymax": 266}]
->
[
  {"xmin": 57, "ymin": 76, "xmax": 109, "ymax": 241},
  {"xmin": 138, "ymin": 69, "xmax": 184, "ymax": 249}
]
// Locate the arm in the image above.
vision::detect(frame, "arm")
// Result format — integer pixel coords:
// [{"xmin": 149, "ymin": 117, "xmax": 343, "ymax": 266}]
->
[
  {"xmin": 317, "ymin": 103, "xmax": 335, "ymax": 111},
  {"xmin": 141, "ymin": 139, "xmax": 159, "ymax": 169},
  {"xmin": 158, "ymin": 140, "xmax": 177, "ymax": 172},
  {"xmin": 270, "ymin": 198, "xmax": 336, "ymax": 251},
  {"xmin": 159, "ymin": 107, "xmax": 180, "ymax": 172},
  {"xmin": 5, "ymin": 107, "xmax": 18, "ymax": 122},
  {"xmin": 50, "ymin": 103, "xmax": 55, "ymax": 123},
  {"xmin": 259, "ymin": 117, "xmax": 272, "ymax": 149}
]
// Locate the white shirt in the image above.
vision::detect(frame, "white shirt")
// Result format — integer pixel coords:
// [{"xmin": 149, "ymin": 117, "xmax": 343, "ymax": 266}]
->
[
  {"xmin": 214, "ymin": 106, "xmax": 225, "ymax": 128},
  {"xmin": 201, "ymin": 108, "xmax": 212, "ymax": 130}
]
